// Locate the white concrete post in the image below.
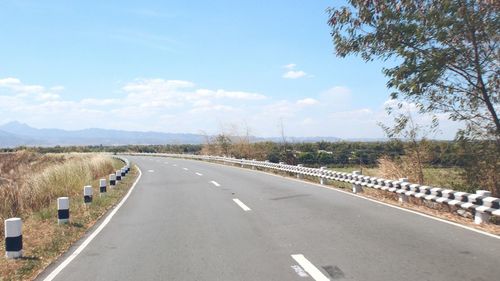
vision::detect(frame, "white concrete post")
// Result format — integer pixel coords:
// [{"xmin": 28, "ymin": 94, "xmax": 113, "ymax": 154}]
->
[
  {"xmin": 57, "ymin": 197, "xmax": 69, "ymax": 224},
  {"xmin": 4, "ymin": 218, "xmax": 22, "ymax": 259},
  {"xmin": 109, "ymin": 174, "xmax": 116, "ymax": 187},
  {"xmin": 115, "ymin": 170, "xmax": 122, "ymax": 181},
  {"xmin": 352, "ymin": 171, "xmax": 363, "ymax": 193},
  {"xmin": 398, "ymin": 178, "xmax": 409, "ymax": 203},
  {"xmin": 241, "ymin": 158, "xmax": 245, "ymax": 168},
  {"xmin": 320, "ymin": 167, "xmax": 327, "ymax": 185},
  {"xmin": 121, "ymin": 167, "xmax": 126, "ymax": 177},
  {"xmin": 474, "ymin": 190, "xmax": 492, "ymax": 224},
  {"xmin": 297, "ymin": 164, "xmax": 304, "ymax": 179},
  {"xmin": 252, "ymin": 159, "xmax": 256, "ymax": 170},
  {"xmin": 99, "ymin": 178, "xmax": 107, "ymax": 196},
  {"xmin": 83, "ymin": 185, "xmax": 93, "ymax": 205}
]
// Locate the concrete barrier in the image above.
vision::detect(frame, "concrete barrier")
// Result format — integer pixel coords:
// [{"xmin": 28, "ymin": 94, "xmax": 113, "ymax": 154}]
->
[
  {"xmin": 4, "ymin": 218, "xmax": 22, "ymax": 259},
  {"xmin": 109, "ymin": 173, "xmax": 116, "ymax": 187},
  {"xmin": 397, "ymin": 178, "xmax": 409, "ymax": 203},
  {"xmin": 320, "ymin": 167, "xmax": 327, "ymax": 185},
  {"xmin": 57, "ymin": 197, "xmax": 70, "ymax": 224},
  {"xmin": 84, "ymin": 185, "xmax": 93, "ymax": 205},
  {"xmin": 352, "ymin": 171, "xmax": 363, "ymax": 193},
  {"xmin": 116, "ymin": 170, "xmax": 122, "ymax": 181},
  {"xmin": 99, "ymin": 178, "xmax": 107, "ymax": 195}
]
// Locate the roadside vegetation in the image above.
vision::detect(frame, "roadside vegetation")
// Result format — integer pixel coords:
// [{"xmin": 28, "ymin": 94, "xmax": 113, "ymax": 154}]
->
[{"xmin": 0, "ymin": 151, "xmax": 138, "ymax": 281}]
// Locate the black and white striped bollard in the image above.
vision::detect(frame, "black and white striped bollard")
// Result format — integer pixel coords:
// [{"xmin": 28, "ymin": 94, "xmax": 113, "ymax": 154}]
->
[
  {"xmin": 4, "ymin": 218, "xmax": 22, "ymax": 259},
  {"xmin": 398, "ymin": 178, "xmax": 409, "ymax": 203},
  {"xmin": 320, "ymin": 166, "xmax": 327, "ymax": 185},
  {"xmin": 57, "ymin": 197, "xmax": 70, "ymax": 224},
  {"xmin": 121, "ymin": 167, "xmax": 126, "ymax": 177},
  {"xmin": 352, "ymin": 171, "xmax": 363, "ymax": 193},
  {"xmin": 99, "ymin": 179, "xmax": 107, "ymax": 196},
  {"xmin": 115, "ymin": 170, "xmax": 122, "ymax": 181},
  {"xmin": 84, "ymin": 185, "xmax": 93, "ymax": 205},
  {"xmin": 109, "ymin": 174, "xmax": 116, "ymax": 187}
]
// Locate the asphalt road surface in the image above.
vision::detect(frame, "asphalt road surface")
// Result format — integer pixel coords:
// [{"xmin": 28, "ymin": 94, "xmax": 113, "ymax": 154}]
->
[{"xmin": 37, "ymin": 156, "xmax": 500, "ymax": 281}]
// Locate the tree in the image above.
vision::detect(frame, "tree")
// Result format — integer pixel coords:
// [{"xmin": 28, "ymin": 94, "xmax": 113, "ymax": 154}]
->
[
  {"xmin": 379, "ymin": 111, "xmax": 435, "ymax": 184},
  {"xmin": 327, "ymin": 0, "xmax": 499, "ymax": 139}
]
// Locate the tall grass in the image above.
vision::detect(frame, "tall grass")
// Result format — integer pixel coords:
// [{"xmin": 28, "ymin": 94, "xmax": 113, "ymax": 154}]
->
[{"xmin": 0, "ymin": 151, "xmax": 116, "ymax": 236}]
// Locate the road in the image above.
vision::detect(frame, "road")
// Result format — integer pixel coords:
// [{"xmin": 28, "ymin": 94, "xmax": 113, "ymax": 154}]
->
[{"xmin": 38, "ymin": 156, "xmax": 500, "ymax": 281}]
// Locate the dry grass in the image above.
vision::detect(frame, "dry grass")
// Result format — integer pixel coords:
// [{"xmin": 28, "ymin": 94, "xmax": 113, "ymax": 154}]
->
[
  {"xmin": 0, "ymin": 152, "xmax": 116, "ymax": 230},
  {"xmin": 0, "ymin": 151, "xmax": 137, "ymax": 281}
]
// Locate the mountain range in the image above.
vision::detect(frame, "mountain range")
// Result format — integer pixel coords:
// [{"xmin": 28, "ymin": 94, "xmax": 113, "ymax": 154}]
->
[{"xmin": 0, "ymin": 121, "xmax": 347, "ymax": 147}]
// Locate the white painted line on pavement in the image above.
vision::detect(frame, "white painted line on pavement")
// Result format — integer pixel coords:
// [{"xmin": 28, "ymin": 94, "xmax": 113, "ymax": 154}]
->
[
  {"xmin": 291, "ymin": 254, "xmax": 329, "ymax": 281},
  {"xmin": 148, "ymin": 170, "xmax": 154, "ymax": 173},
  {"xmin": 196, "ymin": 172, "xmax": 203, "ymax": 176},
  {"xmin": 164, "ymin": 162, "xmax": 168, "ymax": 164},
  {"xmin": 233, "ymin": 198, "xmax": 251, "ymax": 211},
  {"xmin": 291, "ymin": 265, "xmax": 309, "ymax": 278},
  {"xmin": 202, "ymin": 160, "xmax": 500, "ymax": 240},
  {"xmin": 173, "ymin": 164, "xmax": 177, "ymax": 167},
  {"xmin": 210, "ymin": 180, "xmax": 220, "ymax": 187},
  {"xmin": 183, "ymin": 167, "xmax": 189, "ymax": 171},
  {"xmin": 42, "ymin": 166, "xmax": 143, "ymax": 281}
]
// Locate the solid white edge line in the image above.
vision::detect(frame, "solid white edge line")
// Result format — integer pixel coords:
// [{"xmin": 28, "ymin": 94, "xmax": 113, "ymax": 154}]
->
[
  {"xmin": 196, "ymin": 172, "xmax": 203, "ymax": 176},
  {"xmin": 210, "ymin": 180, "xmax": 220, "ymax": 187},
  {"xmin": 233, "ymin": 198, "xmax": 251, "ymax": 211},
  {"xmin": 291, "ymin": 254, "xmax": 329, "ymax": 281},
  {"xmin": 42, "ymin": 165, "xmax": 143, "ymax": 281},
  {"xmin": 168, "ymin": 157, "xmax": 499, "ymax": 240}
]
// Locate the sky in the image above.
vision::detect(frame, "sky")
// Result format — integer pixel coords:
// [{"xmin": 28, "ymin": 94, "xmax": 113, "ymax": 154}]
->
[{"xmin": 0, "ymin": 0, "xmax": 461, "ymax": 139}]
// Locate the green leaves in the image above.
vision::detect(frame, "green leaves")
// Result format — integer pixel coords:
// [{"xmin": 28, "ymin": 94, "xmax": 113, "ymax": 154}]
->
[{"xmin": 327, "ymin": 0, "xmax": 500, "ymax": 138}]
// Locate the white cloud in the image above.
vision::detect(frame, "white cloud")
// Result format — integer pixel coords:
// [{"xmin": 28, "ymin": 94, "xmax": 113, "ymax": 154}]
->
[
  {"xmin": 283, "ymin": 70, "xmax": 307, "ymax": 79},
  {"xmin": 194, "ymin": 89, "xmax": 267, "ymax": 100},
  {"xmin": 282, "ymin": 63, "xmax": 310, "ymax": 79},
  {"xmin": 296, "ymin": 98, "xmax": 318, "ymax": 106},
  {"xmin": 0, "ymin": 77, "xmax": 461, "ymax": 139}
]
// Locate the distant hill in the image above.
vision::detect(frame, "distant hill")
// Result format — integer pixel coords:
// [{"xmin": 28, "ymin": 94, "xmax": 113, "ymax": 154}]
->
[
  {"xmin": 0, "ymin": 121, "xmax": 382, "ymax": 148},
  {"xmin": 0, "ymin": 121, "xmax": 206, "ymax": 147}
]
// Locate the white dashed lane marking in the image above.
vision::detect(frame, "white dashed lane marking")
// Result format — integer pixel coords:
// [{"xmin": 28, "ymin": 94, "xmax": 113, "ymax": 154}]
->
[
  {"xmin": 291, "ymin": 254, "xmax": 329, "ymax": 281},
  {"xmin": 232, "ymin": 198, "xmax": 251, "ymax": 211},
  {"xmin": 196, "ymin": 172, "xmax": 203, "ymax": 176},
  {"xmin": 210, "ymin": 181, "xmax": 220, "ymax": 187}
]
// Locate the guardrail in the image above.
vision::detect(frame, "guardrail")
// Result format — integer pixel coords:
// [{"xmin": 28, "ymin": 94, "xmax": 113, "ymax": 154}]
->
[{"xmin": 131, "ymin": 153, "xmax": 500, "ymax": 225}]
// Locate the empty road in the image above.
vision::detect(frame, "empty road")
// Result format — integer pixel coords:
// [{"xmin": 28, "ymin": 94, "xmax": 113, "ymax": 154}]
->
[{"xmin": 38, "ymin": 155, "xmax": 500, "ymax": 281}]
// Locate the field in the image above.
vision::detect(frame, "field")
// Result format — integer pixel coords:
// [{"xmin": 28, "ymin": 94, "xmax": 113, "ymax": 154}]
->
[{"xmin": 0, "ymin": 151, "xmax": 138, "ymax": 281}]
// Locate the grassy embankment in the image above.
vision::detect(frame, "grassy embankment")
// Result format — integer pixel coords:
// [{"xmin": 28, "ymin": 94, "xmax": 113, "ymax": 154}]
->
[{"xmin": 0, "ymin": 151, "xmax": 138, "ymax": 281}]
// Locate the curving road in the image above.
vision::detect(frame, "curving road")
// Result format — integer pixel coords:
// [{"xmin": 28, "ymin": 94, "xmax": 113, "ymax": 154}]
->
[{"xmin": 37, "ymin": 155, "xmax": 500, "ymax": 281}]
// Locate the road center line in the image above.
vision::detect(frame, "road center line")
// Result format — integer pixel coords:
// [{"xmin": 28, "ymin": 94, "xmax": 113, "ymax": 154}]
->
[
  {"xmin": 233, "ymin": 198, "xmax": 251, "ymax": 211},
  {"xmin": 173, "ymin": 164, "xmax": 177, "ymax": 167},
  {"xmin": 183, "ymin": 167, "xmax": 189, "ymax": 171},
  {"xmin": 196, "ymin": 172, "xmax": 203, "ymax": 176},
  {"xmin": 291, "ymin": 254, "xmax": 329, "ymax": 281},
  {"xmin": 210, "ymin": 180, "xmax": 220, "ymax": 187}
]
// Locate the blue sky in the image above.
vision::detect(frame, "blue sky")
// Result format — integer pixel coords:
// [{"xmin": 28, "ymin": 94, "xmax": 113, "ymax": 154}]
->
[{"xmin": 0, "ymin": 0, "xmax": 459, "ymax": 138}]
